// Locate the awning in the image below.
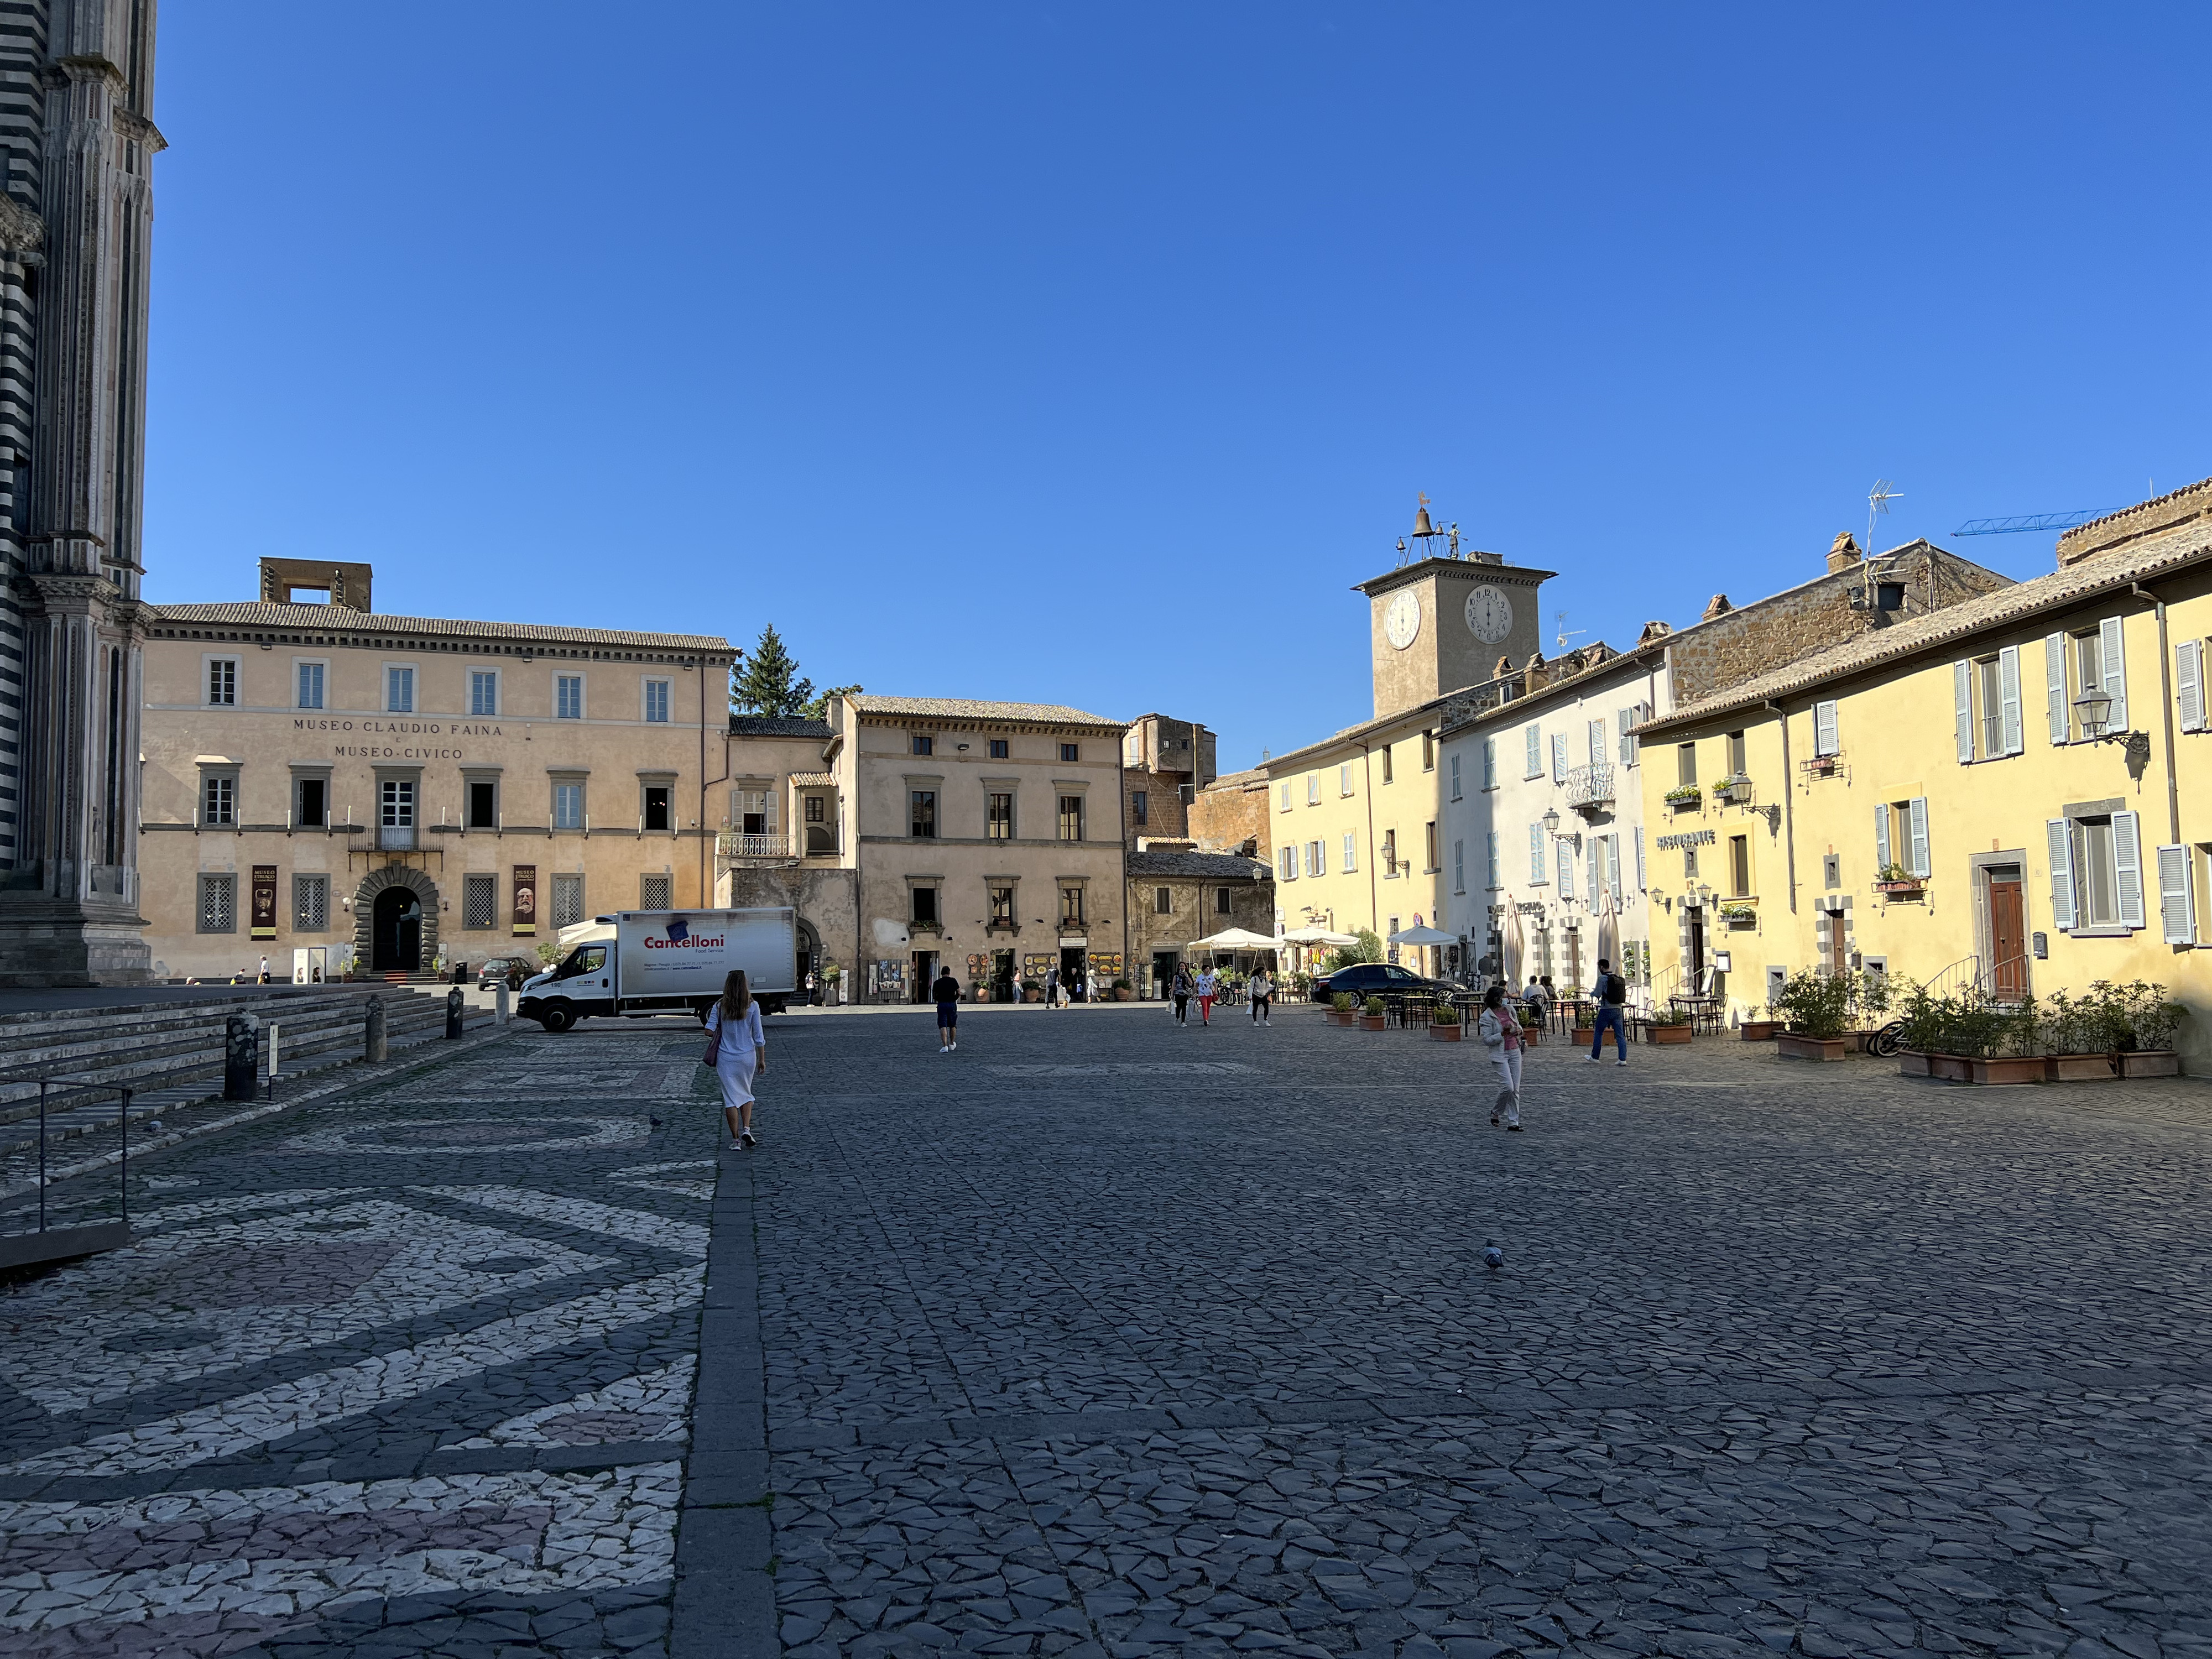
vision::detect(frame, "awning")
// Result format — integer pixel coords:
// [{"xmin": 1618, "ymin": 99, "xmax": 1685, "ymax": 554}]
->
[
  {"xmin": 1186, "ymin": 927, "xmax": 1281, "ymax": 951},
  {"xmin": 1389, "ymin": 925, "xmax": 1458, "ymax": 947},
  {"xmin": 1281, "ymin": 926, "xmax": 1359, "ymax": 946}
]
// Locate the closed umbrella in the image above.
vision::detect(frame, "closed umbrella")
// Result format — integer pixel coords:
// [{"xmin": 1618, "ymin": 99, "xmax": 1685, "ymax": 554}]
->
[
  {"xmin": 1502, "ymin": 901, "xmax": 1524, "ymax": 990},
  {"xmin": 1595, "ymin": 889, "xmax": 1620, "ymax": 981}
]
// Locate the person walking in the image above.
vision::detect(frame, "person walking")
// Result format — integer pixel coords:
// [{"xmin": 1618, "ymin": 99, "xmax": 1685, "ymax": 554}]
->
[
  {"xmin": 1194, "ymin": 964, "xmax": 1219, "ymax": 1026},
  {"xmin": 1588, "ymin": 957, "xmax": 1629, "ymax": 1065},
  {"xmin": 258, "ymin": 954, "xmax": 270, "ymax": 985},
  {"xmin": 1171, "ymin": 964, "xmax": 1192, "ymax": 1026},
  {"xmin": 705, "ymin": 969, "xmax": 768, "ymax": 1150},
  {"xmin": 1478, "ymin": 983, "xmax": 1525, "ymax": 1131},
  {"xmin": 1248, "ymin": 967, "xmax": 1274, "ymax": 1025},
  {"xmin": 933, "ymin": 964, "xmax": 962, "ymax": 1052},
  {"xmin": 1044, "ymin": 966, "xmax": 1061, "ymax": 1009}
]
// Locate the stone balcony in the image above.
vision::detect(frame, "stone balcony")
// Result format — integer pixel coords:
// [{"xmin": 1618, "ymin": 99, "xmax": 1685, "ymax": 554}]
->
[{"xmin": 715, "ymin": 830, "xmax": 840, "ymax": 868}]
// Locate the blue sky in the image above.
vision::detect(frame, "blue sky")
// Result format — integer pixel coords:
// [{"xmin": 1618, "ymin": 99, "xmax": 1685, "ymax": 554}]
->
[{"xmin": 145, "ymin": 4, "xmax": 2212, "ymax": 772}]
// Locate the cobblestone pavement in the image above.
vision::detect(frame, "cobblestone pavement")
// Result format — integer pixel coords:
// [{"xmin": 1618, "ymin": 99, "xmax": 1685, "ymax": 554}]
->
[
  {"xmin": 0, "ymin": 1019, "xmax": 721, "ymax": 1658},
  {"xmin": 754, "ymin": 1005, "xmax": 2212, "ymax": 1659}
]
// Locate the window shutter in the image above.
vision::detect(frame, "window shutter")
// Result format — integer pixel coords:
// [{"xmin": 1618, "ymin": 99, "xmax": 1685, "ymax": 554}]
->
[
  {"xmin": 1551, "ymin": 733, "xmax": 1567, "ymax": 782},
  {"xmin": 1314, "ymin": 839, "xmax": 1327, "ymax": 877},
  {"xmin": 1814, "ymin": 700, "xmax": 1839, "ymax": 758},
  {"xmin": 2157, "ymin": 843, "xmax": 2194, "ymax": 944},
  {"xmin": 1343, "ymin": 832, "xmax": 1356, "ymax": 872},
  {"xmin": 2114, "ymin": 809, "xmax": 2145, "ymax": 928},
  {"xmin": 1908, "ymin": 796, "xmax": 1931, "ymax": 879},
  {"xmin": 1588, "ymin": 719, "xmax": 1605, "ymax": 766},
  {"xmin": 2047, "ymin": 818, "xmax": 2076, "ymax": 931},
  {"xmin": 1526, "ymin": 725, "xmax": 1541, "ymax": 776},
  {"xmin": 1953, "ymin": 662, "xmax": 1974, "ymax": 764},
  {"xmin": 2046, "ymin": 632, "xmax": 2068, "ymax": 743},
  {"xmin": 1875, "ymin": 804, "xmax": 1891, "ymax": 873},
  {"xmin": 2101, "ymin": 615, "xmax": 2128, "ymax": 731},
  {"xmin": 1634, "ymin": 826, "xmax": 1645, "ymax": 889},
  {"xmin": 1618, "ymin": 707, "xmax": 1634, "ymax": 764},
  {"xmin": 2179, "ymin": 640, "xmax": 2206, "ymax": 733},
  {"xmin": 1530, "ymin": 822, "xmax": 1545, "ymax": 883},
  {"xmin": 1606, "ymin": 834, "xmax": 1622, "ymax": 898},
  {"xmin": 1998, "ymin": 645, "xmax": 2022, "ymax": 755},
  {"xmin": 1449, "ymin": 754, "xmax": 1462, "ymax": 799},
  {"xmin": 1588, "ymin": 839, "xmax": 1604, "ymax": 904},
  {"xmin": 1483, "ymin": 737, "xmax": 1496, "ymax": 789},
  {"xmin": 1557, "ymin": 841, "xmax": 1575, "ymax": 900},
  {"xmin": 1486, "ymin": 831, "xmax": 1499, "ymax": 889},
  {"xmin": 1454, "ymin": 839, "xmax": 1464, "ymax": 891},
  {"xmin": 764, "ymin": 789, "xmax": 779, "ymax": 833}
]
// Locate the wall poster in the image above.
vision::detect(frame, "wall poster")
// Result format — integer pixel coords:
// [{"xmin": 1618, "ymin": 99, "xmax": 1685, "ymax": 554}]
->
[
  {"xmin": 249, "ymin": 865, "xmax": 278, "ymax": 939},
  {"xmin": 512, "ymin": 865, "xmax": 538, "ymax": 935}
]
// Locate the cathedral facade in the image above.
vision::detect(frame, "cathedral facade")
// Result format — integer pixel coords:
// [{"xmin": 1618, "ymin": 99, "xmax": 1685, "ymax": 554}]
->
[{"xmin": 0, "ymin": 1, "xmax": 160, "ymax": 983}]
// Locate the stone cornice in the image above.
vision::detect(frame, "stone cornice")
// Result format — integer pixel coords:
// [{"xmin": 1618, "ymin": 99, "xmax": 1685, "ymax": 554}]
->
[
  {"xmin": 114, "ymin": 109, "xmax": 166, "ymax": 152},
  {"xmin": 0, "ymin": 192, "xmax": 45, "ymax": 256}
]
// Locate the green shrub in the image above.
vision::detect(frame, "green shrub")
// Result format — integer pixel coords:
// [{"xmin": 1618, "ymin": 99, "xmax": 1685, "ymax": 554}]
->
[
  {"xmin": 1331, "ymin": 992, "xmax": 1355, "ymax": 1012},
  {"xmin": 1363, "ymin": 996, "xmax": 1386, "ymax": 1017},
  {"xmin": 1773, "ymin": 969, "xmax": 1852, "ymax": 1040},
  {"xmin": 1321, "ymin": 930, "xmax": 1385, "ymax": 974},
  {"xmin": 1431, "ymin": 1003, "xmax": 1460, "ymax": 1026}
]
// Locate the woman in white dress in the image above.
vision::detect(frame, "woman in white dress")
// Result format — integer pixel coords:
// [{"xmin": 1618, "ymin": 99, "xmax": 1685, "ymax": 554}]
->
[{"xmin": 704, "ymin": 969, "xmax": 768, "ymax": 1149}]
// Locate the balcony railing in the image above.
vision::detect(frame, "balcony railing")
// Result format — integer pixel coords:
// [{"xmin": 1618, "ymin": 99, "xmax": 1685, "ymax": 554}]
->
[
  {"xmin": 1564, "ymin": 763, "xmax": 1615, "ymax": 813},
  {"xmin": 717, "ymin": 831, "xmax": 796, "ymax": 861}
]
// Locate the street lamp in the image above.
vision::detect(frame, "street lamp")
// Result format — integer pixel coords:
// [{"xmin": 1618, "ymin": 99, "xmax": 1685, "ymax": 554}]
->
[
  {"xmin": 2072, "ymin": 687, "xmax": 2115, "ymax": 738},
  {"xmin": 1541, "ymin": 806, "xmax": 1561, "ymax": 838}
]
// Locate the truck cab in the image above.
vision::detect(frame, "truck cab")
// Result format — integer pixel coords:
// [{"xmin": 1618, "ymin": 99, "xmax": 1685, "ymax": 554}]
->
[{"xmin": 517, "ymin": 942, "xmax": 615, "ymax": 1032}]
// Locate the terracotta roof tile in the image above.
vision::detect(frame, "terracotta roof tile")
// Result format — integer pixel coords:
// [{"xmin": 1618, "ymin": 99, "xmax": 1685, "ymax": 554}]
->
[
  {"xmin": 153, "ymin": 602, "xmax": 731, "ymax": 653},
  {"xmin": 849, "ymin": 693, "xmax": 1123, "ymax": 728}
]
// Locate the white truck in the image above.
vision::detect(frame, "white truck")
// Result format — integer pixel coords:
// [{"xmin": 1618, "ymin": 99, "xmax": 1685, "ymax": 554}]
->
[{"xmin": 516, "ymin": 907, "xmax": 799, "ymax": 1031}]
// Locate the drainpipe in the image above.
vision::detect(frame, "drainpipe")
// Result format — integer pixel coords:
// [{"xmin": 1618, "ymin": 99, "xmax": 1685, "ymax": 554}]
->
[
  {"xmin": 2133, "ymin": 584, "xmax": 2183, "ymax": 846},
  {"xmin": 1764, "ymin": 700, "xmax": 1797, "ymax": 914}
]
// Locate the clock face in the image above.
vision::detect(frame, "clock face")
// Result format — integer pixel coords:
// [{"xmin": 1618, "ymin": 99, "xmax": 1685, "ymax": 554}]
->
[
  {"xmin": 1465, "ymin": 585, "xmax": 1514, "ymax": 644},
  {"xmin": 1384, "ymin": 590, "xmax": 1421, "ymax": 650}
]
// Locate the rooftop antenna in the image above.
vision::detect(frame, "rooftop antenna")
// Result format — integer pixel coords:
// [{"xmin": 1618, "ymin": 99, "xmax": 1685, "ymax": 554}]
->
[
  {"xmin": 1866, "ymin": 478, "xmax": 1903, "ymax": 555},
  {"xmin": 1553, "ymin": 610, "xmax": 1585, "ymax": 652}
]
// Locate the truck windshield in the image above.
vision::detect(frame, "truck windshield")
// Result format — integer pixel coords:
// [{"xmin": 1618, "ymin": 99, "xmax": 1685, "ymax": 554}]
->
[{"xmin": 556, "ymin": 946, "xmax": 608, "ymax": 979}]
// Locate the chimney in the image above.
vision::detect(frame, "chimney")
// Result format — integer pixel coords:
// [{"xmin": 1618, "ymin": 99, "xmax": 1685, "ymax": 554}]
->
[
  {"xmin": 1636, "ymin": 620, "xmax": 1672, "ymax": 644},
  {"xmin": 1826, "ymin": 531, "xmax": 1863, "ymax": 575},
  {"xmin": 1702, "ymin": 594, "xmax": 1733, "ymax": 621}
]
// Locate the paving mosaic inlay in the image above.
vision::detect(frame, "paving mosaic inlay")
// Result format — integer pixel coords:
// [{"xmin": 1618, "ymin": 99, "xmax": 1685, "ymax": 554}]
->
[{"xmin": 1, "ymin": 1022, "xmax": 720, "ymax": 1658}]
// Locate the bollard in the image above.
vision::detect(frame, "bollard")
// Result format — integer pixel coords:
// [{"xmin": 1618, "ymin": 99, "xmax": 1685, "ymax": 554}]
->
[
  {"xmin": 223, "ymin": 1013, "xmax": 260, "ymax": 1102},
  {"xmin": 495, "ymin": 980, "xmax": 511, "ymax": 1025},
  {"xmin": 446, "ymin": 987, "xmax": 465, "ymax": 1039},
  {"xmin": 266, "ymin": 1021, "xmax": 282, "ymax": 1102},
  {"xmin": 365, "ymin": 995, "xmax": 388, "ymax": 1063}
]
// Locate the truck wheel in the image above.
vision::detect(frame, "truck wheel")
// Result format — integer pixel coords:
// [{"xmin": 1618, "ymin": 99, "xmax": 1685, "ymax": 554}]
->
[{"xmin": 539, "ymin": 1006, "xmax": 576, "ymax": 1034}]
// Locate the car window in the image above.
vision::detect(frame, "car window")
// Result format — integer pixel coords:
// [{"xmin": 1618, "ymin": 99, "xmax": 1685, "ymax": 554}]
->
[{"xmin": 1381, "ymin": 965, "xmax": 1417, "ymax": 983}]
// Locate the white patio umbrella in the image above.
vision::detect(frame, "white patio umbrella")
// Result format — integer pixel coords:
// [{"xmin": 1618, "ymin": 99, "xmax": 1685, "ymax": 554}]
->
[
  {"xmin": 1387, "ymin": 924, "xmax": 1458, "ymax": 948},
  {"xmin": 1282, "ymin": 926, "xmax": 1359, "ymax": 946},
  {"xmin": 1187, "ymin": 927, "xmax": 1280, "ymax": 952}
]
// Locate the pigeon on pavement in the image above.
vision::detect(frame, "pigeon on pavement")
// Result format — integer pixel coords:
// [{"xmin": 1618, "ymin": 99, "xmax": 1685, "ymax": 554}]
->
[{"xmin": 1483, "ymin": 1240, "xmax": 1505, "ymax": 1274}]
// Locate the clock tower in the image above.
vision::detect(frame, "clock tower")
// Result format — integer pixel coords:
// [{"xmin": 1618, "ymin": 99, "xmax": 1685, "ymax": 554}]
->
[{"xmin": 1357, "ymin": 549, "xmax": 1552, "ymax": 719}]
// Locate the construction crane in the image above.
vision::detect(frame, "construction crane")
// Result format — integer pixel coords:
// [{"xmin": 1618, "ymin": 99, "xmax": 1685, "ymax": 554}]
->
[{"xmin": 1952, "ymin": 510, "xmax": 2106, "ymax": 537}]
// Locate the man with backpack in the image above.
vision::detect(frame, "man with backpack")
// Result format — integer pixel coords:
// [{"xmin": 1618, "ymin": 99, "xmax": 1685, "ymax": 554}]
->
[{"xmin": 1589, "ymin": 958, "xmax": 1629, "ymax": 1065}]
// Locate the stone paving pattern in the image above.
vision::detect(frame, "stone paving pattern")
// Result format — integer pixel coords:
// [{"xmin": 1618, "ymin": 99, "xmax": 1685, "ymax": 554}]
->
[
  {"xmin": 0, "ymin": 1022, "xmax": 722, "ymax": 1658},
  {"xmin": 755, "ymin": 1008, "xmax": 2212, "ymax": 1659}
]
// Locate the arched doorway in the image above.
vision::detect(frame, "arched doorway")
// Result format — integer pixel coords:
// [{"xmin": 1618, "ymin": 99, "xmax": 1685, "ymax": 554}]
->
[
  {"xmin": 795, "ymin": 917, "xmax": 821, "ymax": 1001},
  {"xmin": 373, "ymin": 886, "xmax": 423, "ymax": 971}
]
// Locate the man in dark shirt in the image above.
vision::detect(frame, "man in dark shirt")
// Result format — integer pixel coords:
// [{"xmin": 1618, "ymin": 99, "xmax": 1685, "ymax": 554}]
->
[{"xmin": 933, "ymin": 968, "xmax": 962, "ymax": 1052}]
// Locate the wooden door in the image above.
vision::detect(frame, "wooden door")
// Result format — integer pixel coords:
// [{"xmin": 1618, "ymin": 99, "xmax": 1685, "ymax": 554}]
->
[
  {"xmin": 1687, "ymin": 911, "xmax": 1705, "ymax": 980},
  {"xmin": 1990, "ymin": 876, "xmax": 2028, "ymax": 999},
  {"xmin": 1828, "ymin": 910, "xmax": 1848, "ymax": 978}
]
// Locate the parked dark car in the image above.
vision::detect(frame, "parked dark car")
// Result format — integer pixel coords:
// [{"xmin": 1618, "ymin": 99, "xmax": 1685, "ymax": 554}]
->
[
  {"xmin": 1310, "ymin": 962, "xmax": 1459, "ymax": 1003},
  {"xmin": 478, "ymin": 957, "xmax": 532, "ymax": 991}
]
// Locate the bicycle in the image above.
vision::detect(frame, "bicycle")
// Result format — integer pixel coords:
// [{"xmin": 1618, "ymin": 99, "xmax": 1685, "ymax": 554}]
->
[{"xmin": 1867, "ymin": 1019, "xmax": 1906, "ymax": 1057}]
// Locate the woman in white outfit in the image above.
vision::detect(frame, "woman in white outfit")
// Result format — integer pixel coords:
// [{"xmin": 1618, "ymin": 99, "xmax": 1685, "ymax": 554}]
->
[
  {"xmin": 704, "ymin": 969, "xmax": 768, "ymax": 1149},
  {"xmin": 1477, "ymin": 983, "xmax": 1525, "ymax": 1131}
]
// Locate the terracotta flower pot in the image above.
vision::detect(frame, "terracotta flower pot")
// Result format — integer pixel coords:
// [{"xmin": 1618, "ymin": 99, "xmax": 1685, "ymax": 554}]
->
[
  {"xmin": 2045, "ymin": 1053, "xmax": 2117, "ymax": 1082},
  {"xmin": 1898, "ymin": 1050, "xmax": 1933, "ymax": 1077},
  {"xmin": 1739, "ymin": 1020, "xmax": 1781, "ymax": 1040},
  {"xmin": 2121, "ymin": 1050, "xmax": 2180, "ymax": 1077},
  {"xmin": 1647, "ymin": 1024, "xmax": 1693, "ymax": 1045},
  {"xmin": 1360, "ymin": 1014, "xmax": 1387, "ymax": 1031},
  {"xmin": 1571, "ymin": 1026, "xmax": 1595, "ymax": 1047},
  {"xmin": 1930, "ymin": 1053, "xmax": 1973, "ymax": 1082},
  {"xmin": 1969, "ymin": 1056, "xmax": 2045, "ymax": 1086},
  {"xmin": 1775, "ymin": 1032, "xmax": 1846, "ymax": 1062},
  {"xmin": 1429, "ymin": 1024, "xmax": 1462, "ymax": 1041},
  {"xmin": 1115, "ymin": 988, "xmax": 1133, "ymax": 1001}
]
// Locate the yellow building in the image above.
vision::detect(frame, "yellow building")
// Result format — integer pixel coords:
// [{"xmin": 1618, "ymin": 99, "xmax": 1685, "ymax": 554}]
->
[{"xmin": 1636, "ymin": 484, "xmax": 2212, "ymax": 1068}]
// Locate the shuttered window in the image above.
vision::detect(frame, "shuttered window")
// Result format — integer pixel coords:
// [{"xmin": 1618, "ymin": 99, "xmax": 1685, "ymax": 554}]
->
[
  {"xmin": 2157, "ymin": 843, "xmax": 2194, "ymax": 945},
  {"xmin": 2047, "ymin": 818, "xmax": 2076, "ymax": 931},
  {"xmin": 1524, "ymin": 725, "xmax": 1542, "ymax": 778},
  {"xmin": 1875, "ymin": 803, "xmax": 1892, "ymax": 874},
  {"xmin": 2046, "ymin": 633, "xmax": 2068, "ymax": 743},
  {"xmin": 1482, "ymin": 737, "xmax": 1496, "ymax": 789},
  {"xmin": 1813, "ymin": 700, "xmax": 1839, "ymax": 758},
  {"xmin": 1557, "ymin": 840, "xmax": 1575, "ymax": 900},
  {"xmin": 1529, "ymin": 822, "xmax": 1546, "ymax": 884},
  {"xmin": 1953, "ymin": 661, "xmax": 1974, "ymax": 764},
  {"xmin": 2178, "ymin": 639, "xmax": 2206, "ymax": 733},
  {"xmin": 1907, "ymin": 797, "xmax": 1931, "ymax": 879},
  {"xmin": 1551, "ymin": 733, "xmax": 1568, "ymax": 782},
  {"xmin": 2100, "ymin": 616, "xmax": 2128, "ymax": 731}
]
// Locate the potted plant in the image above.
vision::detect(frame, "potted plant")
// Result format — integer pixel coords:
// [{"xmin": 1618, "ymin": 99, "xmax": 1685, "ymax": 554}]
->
[
  {"xmin": 1331, "ymin": 990, "xmax": 1358, "ymax": 1026},
  {"xmin": 1872, "ymin": 862, "xmax": 1924, "ymax": 896},
  {"xmin": 1360, "ymin": 995, "xmax": 1388, "ymax": 1031},
  {"xmin": 1738, "ymin": 1005, "xmax": 1782, "ymax": 1041},
  {"xmin": 1646, "ymin": 1006, "xmax": 1693, "ymax": 1044},
  {"xmin": 1718, "ymin": 901, "xmax": 1757, "ymax": 928},
  {"xmin": 1664, "ymin": 784, "xmax": 1702, "ymax": 810},
  {"xmin": 1772, "ymin": 968, "xmax": 1852, "ymax": 1061},
  {"xmin": 2115, "ymin": 980, "xmax": 2185, "ymax": 1076},
  {"xmin": 1430, "ymin": 1004, "xmax": 1463, "ymax": 1042},
  {"xmin": 1113, "ymin": 977, "xmax": 1133, "ymax": 1002}
]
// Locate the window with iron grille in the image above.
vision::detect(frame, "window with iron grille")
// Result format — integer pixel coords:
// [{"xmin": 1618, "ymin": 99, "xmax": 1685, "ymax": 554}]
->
[
  {"xmin": 202, "ymin": 774, "xmax": 236, "ymax": 827},
  {"xmin": 551, "ymin": 874, "xmax": 585, "ymax": 929},
  {"xmin": 641, "ymin": 873, "xmax": 672, "ymax": 909},
  {"xmin": 463, "ymin": 873, "xmax": 497, "ymax": 930},
  {"xmin": 198, "ymin": 873, "xmax": 236, "ymax": 933},
  {"xmin": 294, "ymin": 874, "xmax": 328, "ymax": 932},
  {"xmin": 470, "ymin": 670, "xmax": 498, "ymax": 716}
]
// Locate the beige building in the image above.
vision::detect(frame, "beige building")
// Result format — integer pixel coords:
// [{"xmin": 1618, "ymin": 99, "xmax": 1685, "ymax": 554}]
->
[
  {"xmin": 713, "ymin": 714, "xmax": 859, "ymax": 998},
  {"xmin": 815, "ymin": 693, "xmax": 1128, "ymax": 1003},
  {"xmin": 138, "ymin": 560, "xmax": 734, "ymax": 980},
  {"xmin": 1126, "ymin": 847, "xmax": 1272, "ymax": 998}
]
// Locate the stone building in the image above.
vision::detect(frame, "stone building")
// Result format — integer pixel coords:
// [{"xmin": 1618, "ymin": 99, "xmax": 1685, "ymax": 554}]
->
[
  {"xmin": 137, "ymin": 560, "xmax": 735, "ymax": 980},
  {"xmin": 1187, "ymin": 767, "xmax": 1270, "ymax": 860},
  {"xmin": 713, "ymin": 714, "xmax": 858, "ymax": 998},
  {"xmin": 820, "ymin": 693, "xmax": 1129, "ymax": 1004},
  {"xmin": 1120, "ymin": 713, "xmax": 1215, "ymax": 846},
  {"xmin": 0, "ymin": 2, "xmax": 164, "ymax": 984},
  {"xmin": 1126, "ymin": 847, "xmax": 1272, "ymax": 998}
]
